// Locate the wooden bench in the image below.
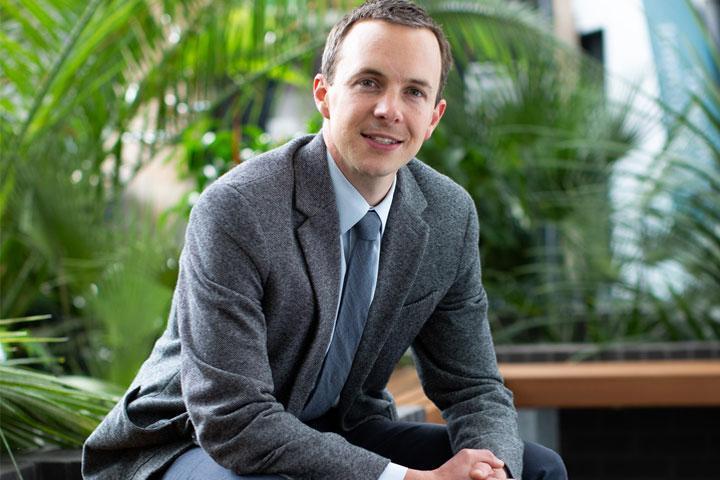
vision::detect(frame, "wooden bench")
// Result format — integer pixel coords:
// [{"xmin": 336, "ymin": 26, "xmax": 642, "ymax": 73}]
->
[{"xmin": 387, "ymin": 360, "xmax": 720, "ymax": 422}]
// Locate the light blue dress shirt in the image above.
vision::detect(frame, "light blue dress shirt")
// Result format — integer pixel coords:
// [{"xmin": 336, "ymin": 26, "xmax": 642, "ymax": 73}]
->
[{"xmin": 326, "ymin": 153, "xmax": 408, "ymax": 480}]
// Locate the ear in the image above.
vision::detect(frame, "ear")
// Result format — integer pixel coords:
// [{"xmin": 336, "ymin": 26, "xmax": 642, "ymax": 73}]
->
[
  {"xmin": 313, "ymin": 74, "xmax": 331, "ymax": 119},
  {"xmin": 424, "ymin": 98, "xmax": 447, "ymax": 140}
]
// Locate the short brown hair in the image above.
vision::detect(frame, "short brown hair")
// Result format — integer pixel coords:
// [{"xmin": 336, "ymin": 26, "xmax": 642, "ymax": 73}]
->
[{"xmin": 321, "ymin": 0, "xmax": 453, "ymax": 104}]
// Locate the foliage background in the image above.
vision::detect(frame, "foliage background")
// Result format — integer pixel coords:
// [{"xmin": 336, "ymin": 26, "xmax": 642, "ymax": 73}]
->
[{"xmin": 1, "ymin": 0, "xmax": 718, "ymax": 453}]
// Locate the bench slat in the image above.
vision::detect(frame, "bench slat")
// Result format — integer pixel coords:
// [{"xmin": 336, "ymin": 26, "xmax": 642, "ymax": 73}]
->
[
  {"xmin": 387, "ymin": 361, "xmax": 720, "ymax": 417},
  {"xmin": 501, "ymin": 360, "xmax": 720, "ymax": 408}
]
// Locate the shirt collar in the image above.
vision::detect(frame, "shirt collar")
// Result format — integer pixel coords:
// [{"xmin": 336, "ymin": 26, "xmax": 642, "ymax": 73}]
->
[{"xmin": 326, "ymin": 151, "xmax": 395, "ymax": 236}]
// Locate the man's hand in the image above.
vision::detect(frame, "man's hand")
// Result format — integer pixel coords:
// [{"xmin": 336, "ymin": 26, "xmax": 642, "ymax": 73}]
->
[{"xmin": 404, "ymin": 448, "xmax": 512, "ymax": 480}]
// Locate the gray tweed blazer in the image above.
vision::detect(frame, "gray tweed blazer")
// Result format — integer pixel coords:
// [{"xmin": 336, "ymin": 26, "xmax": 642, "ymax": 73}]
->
[{"xmin": 82, "ymin": 134, "xmax": 522, "ymax": 479}]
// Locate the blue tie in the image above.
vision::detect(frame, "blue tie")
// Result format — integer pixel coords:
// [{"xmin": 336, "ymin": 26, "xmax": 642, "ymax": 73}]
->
[{"xmin": 302, "ymin": 210, "xmax": 382, "ymax": 420}]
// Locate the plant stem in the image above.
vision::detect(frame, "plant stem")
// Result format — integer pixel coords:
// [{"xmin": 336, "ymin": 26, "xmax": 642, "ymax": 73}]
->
[{"xmin": 0, "ymin": 427, "xmax": 25, "ymax": 480}]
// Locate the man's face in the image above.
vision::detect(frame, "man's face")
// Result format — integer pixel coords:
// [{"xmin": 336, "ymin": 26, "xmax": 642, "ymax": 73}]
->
[{"xmin": 313, "ymin": 20, "xmax": 446, "ymax": 196}]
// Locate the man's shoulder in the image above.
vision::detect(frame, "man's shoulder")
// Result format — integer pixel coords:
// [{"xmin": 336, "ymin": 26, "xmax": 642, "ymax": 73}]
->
[
  {"xmin": 405, "ymin": 158, "xmax": 473, "ymax": 208},
  {"xmin": 188, "ymin": 134, "xmax": 319, "ymax": 229},
  {"xmin": 217, "ymin": 134, "xmax": 316, "ymax": 190},
  {"xmin": 197, "ymin": 134, "xmax": 317, "ymax": 204}
]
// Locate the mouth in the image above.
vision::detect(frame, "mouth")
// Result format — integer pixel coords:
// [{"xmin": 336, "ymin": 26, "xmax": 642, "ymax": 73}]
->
[{"xmin": 361, "ymin": 133, "xmax": 403, "ymax": 145}]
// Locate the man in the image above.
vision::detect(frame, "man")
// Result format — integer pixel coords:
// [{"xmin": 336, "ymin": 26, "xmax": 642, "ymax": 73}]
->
[{"xmin": 83, "ymin": 1, "xmax": 567, "ymax": 479}]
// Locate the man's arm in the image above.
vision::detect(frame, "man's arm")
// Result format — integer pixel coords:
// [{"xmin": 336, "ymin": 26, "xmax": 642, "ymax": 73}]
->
[
  {"xmin": 410, "ymin": 193, "xmax": 523, "ymax": 477},
  {"xmin": 176, "ymin": 183, "xmax": 390, "ymax": 479}
]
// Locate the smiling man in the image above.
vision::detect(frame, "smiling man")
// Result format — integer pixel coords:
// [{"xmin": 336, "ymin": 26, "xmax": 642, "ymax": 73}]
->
[
  {"xmin": 83, "ymin": 1, "xmax": 566, "ymax": 480},
  {"xmin": 314, "ymin": 19, "xmax": 446, "ymax": 206}
]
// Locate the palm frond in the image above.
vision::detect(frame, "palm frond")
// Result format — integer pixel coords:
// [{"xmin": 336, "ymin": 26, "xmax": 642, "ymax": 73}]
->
[{"xmin": 0, "ymin": 316, "xmax": 119, "ymax": 453}]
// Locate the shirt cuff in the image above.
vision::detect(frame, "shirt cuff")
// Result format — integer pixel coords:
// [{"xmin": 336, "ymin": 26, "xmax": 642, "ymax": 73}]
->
[{"xmin": 378, "ymin": 462, "xmax": 408, "ymax": 480}]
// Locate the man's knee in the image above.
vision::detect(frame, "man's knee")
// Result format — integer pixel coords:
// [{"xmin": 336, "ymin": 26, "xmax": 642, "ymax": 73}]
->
[{"xmin": 521, "ymin": 441, "xmax": 567, "ymax": 480}]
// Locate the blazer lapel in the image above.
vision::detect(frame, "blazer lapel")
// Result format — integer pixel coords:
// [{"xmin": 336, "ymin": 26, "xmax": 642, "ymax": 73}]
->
[
  {"xmin": 287, "ymin": 134, "xmax": 343, "ymax": 414},
  {"xmin": 344, "ymin": 164, "xmax": 430, "ymax": 396}
]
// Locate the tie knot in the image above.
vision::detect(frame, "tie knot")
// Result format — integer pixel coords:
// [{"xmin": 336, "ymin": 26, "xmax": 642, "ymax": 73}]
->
[{"xmin": 354, "ymin": 210, "xmax": 381, "ymax": 241}]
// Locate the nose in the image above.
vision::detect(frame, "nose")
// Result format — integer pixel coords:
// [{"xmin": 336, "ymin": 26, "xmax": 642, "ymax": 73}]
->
[{"xmin": 373, "ymin": 91, "xmax": 402, "ymax": 123}]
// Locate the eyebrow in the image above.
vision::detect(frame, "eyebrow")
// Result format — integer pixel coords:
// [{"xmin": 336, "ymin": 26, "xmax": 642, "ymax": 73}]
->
[{"xmin": 352, "ymin": 68, "xmax": 433, "ymax": 91}]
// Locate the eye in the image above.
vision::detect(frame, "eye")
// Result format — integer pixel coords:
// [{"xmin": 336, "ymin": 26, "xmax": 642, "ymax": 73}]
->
[
  {"xmin": 406, "ymin": 88, "xmax": 425, "ymax": 98},
  {"xmin": 358, "ymin": 78, "xmax": 378, "ymax": 89}
]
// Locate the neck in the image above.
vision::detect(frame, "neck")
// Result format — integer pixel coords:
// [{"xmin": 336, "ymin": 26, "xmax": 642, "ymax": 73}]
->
[{"xmin": 353, "ymin": 175, "xmax": 394, "ymax": 206}]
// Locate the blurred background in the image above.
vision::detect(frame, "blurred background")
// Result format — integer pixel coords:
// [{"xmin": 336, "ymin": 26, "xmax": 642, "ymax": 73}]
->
[{"xmin": 1, "ymin": 0, "xmax": 719, "ymax": 478}]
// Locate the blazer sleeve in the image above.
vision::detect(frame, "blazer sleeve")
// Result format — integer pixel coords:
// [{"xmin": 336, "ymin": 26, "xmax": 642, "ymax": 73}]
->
[
  {"xmin": 176, "ymin": 183, "xmax": 389, "ymax": 480},
  {"xmin": 411, "ymin": 194, "xmax": 524, "ymax": 477}
]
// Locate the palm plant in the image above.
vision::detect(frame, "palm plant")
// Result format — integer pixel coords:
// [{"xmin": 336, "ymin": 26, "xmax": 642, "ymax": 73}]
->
[
  {"xmin": 0, "ymin": 316, "xmax": 119, "ymax": 457},
  {"xmin": 420, "ymin": 0, "xmax": 643, "ymax": 343},
  {"xmin": 419, "ymin": 0, "xmax": 718, "ymax": 345},
  {"xmin": 627, "ymin": 13, "xmax": 720, "ymax": 341},
  {"xmin": 1, "ymin": 0, "xmax": 354, "ymax": 386}
]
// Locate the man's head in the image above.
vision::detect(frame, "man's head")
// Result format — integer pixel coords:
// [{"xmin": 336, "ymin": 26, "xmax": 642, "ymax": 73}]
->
[
  {"xmin": 313, "ymin": 0, "xmax": 452, "ymax": 204},
  {"xmin": 321, "ymin": 0, "xmax": 453, "ymax": 106}
]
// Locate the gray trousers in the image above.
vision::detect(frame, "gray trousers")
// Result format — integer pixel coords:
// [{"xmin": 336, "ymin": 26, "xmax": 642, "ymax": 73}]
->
[
  {"xmin": 162, "ymin": 417, "xmax": 566, "ymax": 480},
  {"xmin": 163, "ymin": 447, "xmax": 281, "ymax": 479}
]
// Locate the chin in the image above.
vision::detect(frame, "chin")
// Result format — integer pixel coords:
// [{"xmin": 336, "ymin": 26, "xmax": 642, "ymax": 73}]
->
[{"xmin": 358, "ymin": 162, "xmax": 403, "ymax": 179}]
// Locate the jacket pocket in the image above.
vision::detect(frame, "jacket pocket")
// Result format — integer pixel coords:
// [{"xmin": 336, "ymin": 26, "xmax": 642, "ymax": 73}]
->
[{"xmin": 120, "ymin": 385, "xmax": 192, "ymax": 443}]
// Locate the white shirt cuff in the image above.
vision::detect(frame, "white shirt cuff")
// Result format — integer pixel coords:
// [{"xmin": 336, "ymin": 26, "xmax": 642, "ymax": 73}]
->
[{"xmin": 378, "ymin": 462, "xmax": 408, "ymax": 480}]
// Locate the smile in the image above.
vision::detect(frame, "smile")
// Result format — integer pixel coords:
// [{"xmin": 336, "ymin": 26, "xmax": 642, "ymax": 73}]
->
[{"xmin": 362, "ymin": 134, "xmax": 402, "ymax": 145}]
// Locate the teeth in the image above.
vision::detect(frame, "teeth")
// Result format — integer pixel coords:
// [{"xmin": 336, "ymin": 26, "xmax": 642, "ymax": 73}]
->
[{"xmin": 369, "ymin": 136, "xmax": 399, "ymax": 145}]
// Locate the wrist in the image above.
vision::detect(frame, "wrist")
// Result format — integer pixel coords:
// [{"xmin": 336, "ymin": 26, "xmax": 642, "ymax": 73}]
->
[{"xmin": 404, "ymin": 468, "xmax": 434, "ymax": 480}]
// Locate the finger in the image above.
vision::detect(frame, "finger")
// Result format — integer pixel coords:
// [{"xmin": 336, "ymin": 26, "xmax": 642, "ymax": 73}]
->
[
  {"xmin": 469, "ymin": 462, "xmax": 493, "ymax": 479},
  {"xmin": 456, "ymin": 448, "xmax": 506, "ymax": 475},
  {"xmin": 476, "ymin": 449, "xmax": 504, "ymax": 468},
  {"xmin": 469, "ymin": 467, "xmax": 492, "ymax": 480},
  {"xmin": 492, "ymin": 466, "xmax": 508, "ymax": 479}
]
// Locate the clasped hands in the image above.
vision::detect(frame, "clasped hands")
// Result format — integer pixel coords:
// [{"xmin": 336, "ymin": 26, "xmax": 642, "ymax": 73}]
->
[{"xmin": 406, "ymin": 449, "xmax": 512, "ymax": 480}]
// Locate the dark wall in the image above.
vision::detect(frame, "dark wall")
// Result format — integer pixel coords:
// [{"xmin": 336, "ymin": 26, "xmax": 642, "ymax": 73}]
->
[{"xmin": 560, "ymin": 407, "xmax": 720, "ymax": 480}]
